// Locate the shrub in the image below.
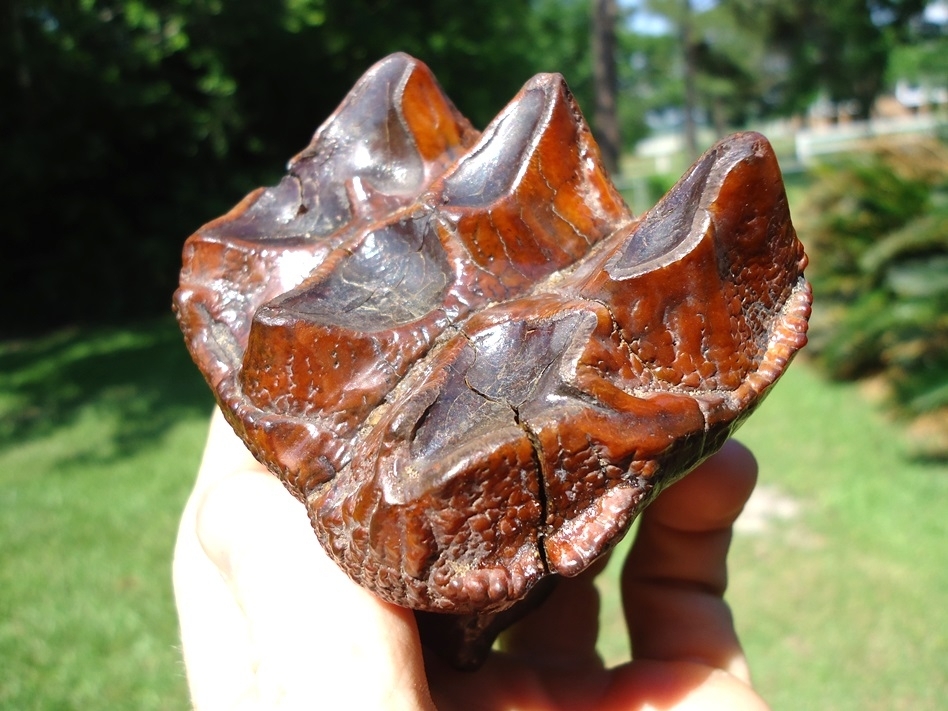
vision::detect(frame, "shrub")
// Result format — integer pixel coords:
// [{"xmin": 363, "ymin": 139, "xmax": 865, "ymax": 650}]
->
[{"xmin": 799, "ymin": 135, "xmax": 948, "ymax": 419}]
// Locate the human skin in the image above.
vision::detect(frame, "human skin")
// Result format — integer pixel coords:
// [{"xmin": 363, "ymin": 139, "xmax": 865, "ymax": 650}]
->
[{"xmin": 173, "ymin": 409, "xmax": 769, "ymax": 711}]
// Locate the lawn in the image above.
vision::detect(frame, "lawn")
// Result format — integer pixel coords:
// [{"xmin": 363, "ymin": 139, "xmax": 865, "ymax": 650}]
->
[
  {"xmin": 728, "ymin": 362, "xmax": 948, "ymax": 711},
  {"xmin": 596, "ymin": 361, "xmax": 948, "ymax": 710},
  {"xmin": 2, "ymin": 316, "xmax": 947, "ymax": 709},
  {"xmin": 0, "ymin": 320, "xmax": 210, "ymax": 709}
]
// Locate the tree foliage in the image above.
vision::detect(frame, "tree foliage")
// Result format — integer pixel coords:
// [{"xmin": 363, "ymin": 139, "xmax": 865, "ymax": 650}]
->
[
  {"xmin": 1, "ymin": 0, "xmax": 538, "ymax": 334},
  {"xmin": 3, "ymin": 0, "xmax": 944, "ymax": 334},
  {"xmin": 632, "ymin": 0, "xmax": 936, "ymax": 130},
  {"xmin": 627, "ymin": 0, "xmax": 791, "ymax": 144},
  {"xmin": 722, "ymin": 0, "xmax": 929, "ymax": 118},
  {"xmin": 525, "ymin": 0, "xmax": 596, "ymax": 128}
]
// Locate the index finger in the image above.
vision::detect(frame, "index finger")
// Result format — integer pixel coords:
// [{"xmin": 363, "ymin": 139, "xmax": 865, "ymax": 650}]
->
[{"xmin": 621, "ymin": 439, "xmax": 758, "ymax": 681}]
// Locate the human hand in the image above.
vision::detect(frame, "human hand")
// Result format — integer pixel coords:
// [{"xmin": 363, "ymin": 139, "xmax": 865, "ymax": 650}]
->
[{"xmin": 174, "ymin": 409, "xmax": 769, "ymax": 710}]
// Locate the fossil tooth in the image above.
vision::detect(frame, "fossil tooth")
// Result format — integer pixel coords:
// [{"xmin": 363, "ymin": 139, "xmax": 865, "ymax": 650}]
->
[{"xmin": 175, "ymin": 53, "xmax": 811, "ymax": 670}]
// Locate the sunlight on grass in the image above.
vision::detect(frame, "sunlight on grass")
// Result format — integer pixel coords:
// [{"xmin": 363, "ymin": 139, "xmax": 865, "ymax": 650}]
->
[
  {"xmin": 596, "ymin": 360, "xmax": 948, "ymax": 711},
  {"xmin": 728, "ymin": 362, "xmax": 948, "ymax": 711},
  {"xmin": 0, "ymin": 319, "xmax": 212, "ymax": 710}
]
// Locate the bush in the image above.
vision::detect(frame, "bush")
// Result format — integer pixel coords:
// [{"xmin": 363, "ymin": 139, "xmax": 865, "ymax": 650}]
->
[{"xmin": 800, "ymin": 136, "xmax": 948, "ymax": 417}]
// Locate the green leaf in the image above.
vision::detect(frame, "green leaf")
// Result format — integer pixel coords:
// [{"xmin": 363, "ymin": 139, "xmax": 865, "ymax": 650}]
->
[{"xmin": 885, "ymin": 256, "xmax": 948, "ymax": 299}]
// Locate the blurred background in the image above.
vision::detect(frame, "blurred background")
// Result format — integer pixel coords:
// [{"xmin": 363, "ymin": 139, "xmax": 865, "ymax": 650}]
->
[{"xmin": 1, "ymin": 1, "xmax": 946, "ymax": 709}]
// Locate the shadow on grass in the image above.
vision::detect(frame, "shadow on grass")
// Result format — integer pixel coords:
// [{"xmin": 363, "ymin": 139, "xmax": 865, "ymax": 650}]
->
[{"xmin": 0, "ymin": 316, "xmax": 214, "ymax": 460}]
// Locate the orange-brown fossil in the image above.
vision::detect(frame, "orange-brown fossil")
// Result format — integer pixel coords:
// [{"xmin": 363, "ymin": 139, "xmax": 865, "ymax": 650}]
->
[{"xmin": 175, "ymin": 52, "xmax": 810, "ymax": 668}]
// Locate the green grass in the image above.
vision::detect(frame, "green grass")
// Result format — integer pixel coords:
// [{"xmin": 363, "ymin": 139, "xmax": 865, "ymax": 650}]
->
[
  {"xmin": 0, "ymin": 318, "xmax": 212, "ymax": 710},
  {"xmin": 596, "ymin": 360, "xmax": 948, "ymax": 710},
  {"xmin": 3, "ymin": 318, "xmax": 947, "ymax": 710},
  {"xmin": 727, "ymin": 362, "xmax": 948, "ymax": 711}
]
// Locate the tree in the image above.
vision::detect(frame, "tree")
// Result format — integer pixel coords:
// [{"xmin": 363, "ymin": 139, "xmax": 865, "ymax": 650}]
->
[
  {"xmin": 625, "ymin": 0, "xmax": 772, "ymax": 155},
  {"xmin": 886, "ymin": 6, "xmax": 948, "ymax": 109},
  {"xmin": 527, "ymin": 0, "xmax": 596, "ymax": 131},
  {"xmin": 723, "ymin": 0, "xmax": 929, "ymax": 119},
  {"xmin": 526, "ymin": 0, "xmax": 658, "ymax": 153},
  {"xmin": 0, "ymin": 0, "xmax": 540, "ymax": 334},
  {"xmin": 591, "ymin": 0, "xmax": 622, "ymax": 172}
]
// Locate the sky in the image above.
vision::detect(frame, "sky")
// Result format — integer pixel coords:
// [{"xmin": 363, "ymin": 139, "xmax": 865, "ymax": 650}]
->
[
  {"xmin": 925, "ymin": 0, "xmax": 948, "ymax": 23},
  {"xmin": 620, "ymin": 0, "xmax": 719, "ymax": 35}
]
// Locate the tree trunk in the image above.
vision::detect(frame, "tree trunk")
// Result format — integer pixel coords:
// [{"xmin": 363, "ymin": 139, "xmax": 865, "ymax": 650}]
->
[
  {"xmin": 591, "ymin": 0, "xmax": 621, "ymax": 175},
  {"xmin": 679, "ymin": 0, "xmax": 699, "ymax": 160}
]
